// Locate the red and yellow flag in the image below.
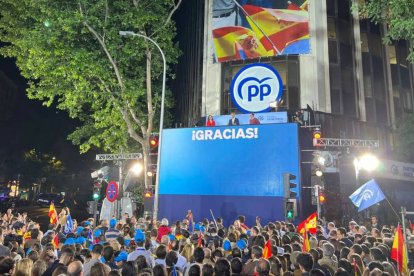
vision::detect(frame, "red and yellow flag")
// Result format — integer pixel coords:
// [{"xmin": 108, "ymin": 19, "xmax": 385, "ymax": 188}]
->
[
  {"xmin": 198, "ymin": 233, "xmax": 203, "ymax": 248},
  {"xmin": 302, "ymin": 230, "xmax": 310, "ymax": 252},
  {"xmin": 263, "ymin": 239, "xmax": 272, "ymax": 259},
  {"xmin": 52, "ymin": 234, "xmax": 59, "ymax": 248},
  {"xmin": 242, "ymin": 4, "xmax": 309, "ymax": 54},
  {"xmin": 391, "ymin": 225, "xmax": 408, "ymax": 275},
  {"xmin": 49, "ymin": 202, "xmax": 58, "ymax": 224},
  {"xmin": 297, "ymin": 212, "xmax": 317, "ymax": 235}
]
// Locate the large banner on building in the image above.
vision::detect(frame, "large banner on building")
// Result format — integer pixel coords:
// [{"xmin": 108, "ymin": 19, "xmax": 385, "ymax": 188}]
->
[
  {"xmin": 212, "ymin": 0, "xmax": 310, "ymax": 63},
  {"xmin": 158, "ymin": 123, "xmax": 300, "ymax": 224}
]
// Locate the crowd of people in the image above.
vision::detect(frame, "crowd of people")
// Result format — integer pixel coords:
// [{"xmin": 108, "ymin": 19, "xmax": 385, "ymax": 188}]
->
[{"xmin": 0, "ymin": 207, "xmax": 412, "ymax": 276}]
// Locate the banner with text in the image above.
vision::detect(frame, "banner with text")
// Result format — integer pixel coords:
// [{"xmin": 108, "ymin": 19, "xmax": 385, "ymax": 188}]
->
[{"xmin": 207, "ymin": 111, "xmax": 288, "ymax": 126}]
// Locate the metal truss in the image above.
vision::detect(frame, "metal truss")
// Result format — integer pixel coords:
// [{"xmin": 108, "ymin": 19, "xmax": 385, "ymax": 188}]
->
[{"xmin": 313, "ymin": 138, "xmax": 380, "ymax": 149}]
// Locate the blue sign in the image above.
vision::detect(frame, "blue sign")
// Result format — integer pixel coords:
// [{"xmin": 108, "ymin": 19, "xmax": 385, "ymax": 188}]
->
[
  {"xmin": 158, "ymin": 124, "xmax": 300, "ymax": 224},
  {"xmin": 230, "ymin": 63, "xmax": 283, "ymax": 113}
]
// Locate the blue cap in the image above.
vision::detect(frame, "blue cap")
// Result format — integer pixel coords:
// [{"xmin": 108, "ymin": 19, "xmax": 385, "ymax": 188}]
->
[
  {"xmin": 64, "ymin": 238, "xmax": 76, "ymax": 245},
  {"xmin": 246, "ymin": 230, "xmax": 251, "ymax": 236},
  {"xmin": 194, "ymin": 224, "xmax": 200, "ymax": 231},
  {"xmin": 76, "ymin": 226, "xmax": 84, "ymax": 235},
  {"xmin": 237, "ymin": 239, "xmax": 247, "ymax": 250},
  {"xmin": 114, "ymin": 251, "xmax": 128, "ymax": 262},
  {"xmin": 84, "ymin": 221, "xmax": 91, "ymax": 226},
  {"xmin": 75, "ymin": 237, "xmax": 86, "ymax": 245},
  {"xmin": 134, "ymin": 229, "xmax": 145, "ymax": 242},
  {"xmin": 124, "ymin": 239, "xmax": 131, "ymax": 247},
  {"xmin": 223, "ymin": 240, "xmax": 231, "ymax": 251},
  {"xmin": 93, "ymin": 229, "xmax": 102, "ymax": 238},
  {"xmin": 168, "ymin": 234, "xmax": 176, "ymax": 241},
  {"xmin": 89, "ymin": 244, "xmax": 94, "ymax": 251},
  {"xmin": 110, "ymin": 218, "xmax": 117, "ymax": 228}
]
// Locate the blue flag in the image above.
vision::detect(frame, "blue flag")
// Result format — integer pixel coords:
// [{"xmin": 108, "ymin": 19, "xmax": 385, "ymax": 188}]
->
[
  {"xmin": 64, "ymin": 214, "xmax": 74, "ymax": 234},
  {"xmin": 349, "ymin": 179, "xmax": 386, "ymax": 212}
]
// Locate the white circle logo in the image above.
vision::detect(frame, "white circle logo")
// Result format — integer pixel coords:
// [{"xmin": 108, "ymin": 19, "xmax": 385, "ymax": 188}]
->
[{"xmin": 230, "ymin": 63, "xmax": 283, "ymax": 113}]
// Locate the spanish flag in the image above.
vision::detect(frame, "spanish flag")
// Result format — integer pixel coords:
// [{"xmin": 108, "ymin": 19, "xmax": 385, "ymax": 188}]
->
[
  {"xmin": 52, "ymin": 234, "xmax": 59, "ymax": 248},
  {"xmin": 243, "ymin": 5, "xmax": 309, "ymax": 54},
  {"xmin": 212, "ymin": 26, "xmax": 272, "ymax": 62},
  {"xmin": 198, "ymin": 232, "xmax": 203, "ymax": 248},
  {"xmin": 263, "ymin": 239, "xmax": 272, "ymax": 259},
  {"xmin": 297, "ymin": 212, "xmax": 317, "ymax": 235},
  {"xmin": 391, "ymin": 225, "xmax": 408, "ymax": 275},
  {"xmin": 49, "ymin": 202, "xmax": 58, "ymax": 224},
  {"xmin": 302, "ymin": 230, "xmax": 310, "ymax": 252}
]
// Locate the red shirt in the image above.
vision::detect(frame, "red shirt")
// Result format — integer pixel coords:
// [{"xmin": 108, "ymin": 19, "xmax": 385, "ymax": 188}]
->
[
  {"xmin": 157, "ymin": 225, "xmax": 171, "ymax": 242},
  {"xmin": 206, "ymin": 120, "xmax": 216, "ymax": 126},
  {"xmin": 249, "ymin": 118, "xmax": 260, "ymax": 125}
]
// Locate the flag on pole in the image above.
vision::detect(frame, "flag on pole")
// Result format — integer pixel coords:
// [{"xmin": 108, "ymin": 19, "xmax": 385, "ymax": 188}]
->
[
  {"xmin": 188, "ymin": 212, "xmax": 194, "ymax": 234},
  {"xmin": 64, "ymin": 214, "xmax": 74, "ymax": 234},
  {"xmin": 302, "ymin": 229, "xmax": 310, "ymax": 252},
  {"xmin": 297, "ymin": 212, "xmax": 317, "ymax": 235},
  {"xmin": 349, "ymin": 179, "xmax": 385, "ymax": 212},
  {"xmin": 197, "ymin": 233, "xmax": 203, "ymax": 247},
  {"xmin": 48, "ymin": 202, "xmax": 58, "ymax": 224},
  {"xmin": 52, "ymin": 234, "xmax": 59, "ymax": 248},
  {"xmin": 391, "ymin": 225, "xmax": 408, "ymax": 275},
  {"xmin": 263, "ymin": 239, "xmax": 272, "ymax": 259}
]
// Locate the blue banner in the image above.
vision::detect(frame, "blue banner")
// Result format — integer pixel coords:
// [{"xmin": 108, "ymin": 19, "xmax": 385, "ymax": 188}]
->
[
  {"xmin": 207, "ymin": 111, "xmax": 288, "ymax": 126},
  {"xmin": 349, "ymin": 179, "xmax": 386, "ymax": 212},
  {"xmin": 159, "ymin": 124, "xmax": 300, "ymax": 197}
]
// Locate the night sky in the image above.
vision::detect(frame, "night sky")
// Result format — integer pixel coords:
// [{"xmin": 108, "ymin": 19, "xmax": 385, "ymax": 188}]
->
[{"xmin": 0, "ymin": 55, "xmax": 95, "ymax": 180}]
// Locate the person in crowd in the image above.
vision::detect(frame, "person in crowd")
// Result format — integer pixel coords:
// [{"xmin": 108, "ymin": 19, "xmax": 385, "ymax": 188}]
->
[
  {"xmin": 206, "ymin": 115, "xmax": 216, "ymax": 126},
  {"xmin": 249, "ymin": 113, "xmax": 260, "ymax": 125},
  {"xmin": 157, "ymin": 219, "xmax": 172, "ymax": 243},
  {"xmin": 228, "ymin": 111, "xmax": 240, "ymax": 126},
  {"xmin": 105, "ymin": 219, "xmax": 120, "ymax": 242}
]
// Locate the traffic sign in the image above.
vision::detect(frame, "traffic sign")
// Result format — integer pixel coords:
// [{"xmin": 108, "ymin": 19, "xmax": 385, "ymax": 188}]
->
[
  {"xmin": 96, "ymin": 153, "xmax": 142, "ymax": 161},
  {"xmin": 106, "ymin": 181, "xmax": 119, "ymax": 203}
]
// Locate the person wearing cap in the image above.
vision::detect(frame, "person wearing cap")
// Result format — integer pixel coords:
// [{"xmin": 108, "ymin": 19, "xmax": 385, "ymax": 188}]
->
[
  {"xmin": 127, "ymin": 229, "xmax": 155, "ymax": 267},
  {"xmin": 114, "ymin": 251, "xmax": 128, "ymax": 269},
  {"xmin": 105, "ymin": 218, "xmax": 120, "ymax": 242}
]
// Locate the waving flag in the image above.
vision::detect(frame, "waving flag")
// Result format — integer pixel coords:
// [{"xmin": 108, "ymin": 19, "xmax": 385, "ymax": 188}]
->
[
  {"xmin": 297, "ymin": 212, "xmax": 317, "ymax": 235},
  {"xmin": 52, "ymin": 234, "xmax": 59, "ymax": 248},
  {"xmin": 349, "ymin": 179, "xmax": 385, "ymax": 212},
  {"xmin": 49, "ymin": 202, "xmax": 58, "ymax": 224},
  {"xmin": 302, "ymin": 229, "xmax": 310, "ymax": 252},
  {"xmin": 391, "ymin": 225, "xmax": 408, "ymax": 275},
  {"xmin": 263, "ymin": 239, "xmax": 272, "ymax": 259},
  {"xmin": 213, "ymin": 26, "xmax": 272, "ymax": 62},
  {"xmin": 64, "ymin": 214, "xmax": 74, "ymax": 234},
  {"xmin": 242, "ymin": 5, "xmax": 309, "ymax": 54}
]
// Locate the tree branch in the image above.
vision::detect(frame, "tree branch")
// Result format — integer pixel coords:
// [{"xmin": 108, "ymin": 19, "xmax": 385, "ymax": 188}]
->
[
  {"xmin": 146, "ymin": 49, "xmax": 154, "ymax": 136},
  {"xmin": 79, "ymin": 3, "xmax": 125, "ymax": 91},
  {"xmin": 151, "ymin": 0, "xmax": 183, "ymax": 37}
]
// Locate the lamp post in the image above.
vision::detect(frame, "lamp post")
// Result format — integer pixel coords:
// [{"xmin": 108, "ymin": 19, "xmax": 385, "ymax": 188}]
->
[
  {"xmin": 353, "ymin": 153, "xmax": 379, "ymax": 186},
  {"xmin": 353, "ymin": 153, "xmax": 379, "ymax": 219},
  {"xmin": 119, "ymin": 31, "xmax": 166, "ymax": 221}
]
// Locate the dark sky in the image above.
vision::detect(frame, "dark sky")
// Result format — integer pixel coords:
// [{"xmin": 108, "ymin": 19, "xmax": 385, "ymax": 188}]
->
[{"xmin": 0, "ymin": 55, "xmax": 95, "ymax": 175}]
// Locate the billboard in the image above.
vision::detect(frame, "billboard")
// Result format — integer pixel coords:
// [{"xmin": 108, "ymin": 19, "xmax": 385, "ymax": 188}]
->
[
  {"xmin": 158, "ymin": 123, "xmax": 300, "ymax": 225},
  {"xmin": 212, "ymin": 0, "xmax": 310, "ymax": 63}
]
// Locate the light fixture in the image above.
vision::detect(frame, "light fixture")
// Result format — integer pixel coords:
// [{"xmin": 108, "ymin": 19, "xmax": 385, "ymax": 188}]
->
[
  {"xmin": 130, "ymin": 163, "xmax": 143, "ymax": 175},
  {"xmin": 315, "ymin": 169, "xmax": 323, "ymax": 177}
]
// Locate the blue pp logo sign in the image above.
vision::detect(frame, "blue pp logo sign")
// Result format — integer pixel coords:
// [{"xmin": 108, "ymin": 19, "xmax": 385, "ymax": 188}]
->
[{"xmin": 230, "ymin": 63, "xmax": 283, "ymax": 113}]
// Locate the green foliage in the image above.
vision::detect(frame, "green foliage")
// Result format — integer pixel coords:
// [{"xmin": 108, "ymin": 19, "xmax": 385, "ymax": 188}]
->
[
  {"xmin": 357, "ymin": 0, "xmax": 414, "ymax": 61},
  {"xmin": 0, "ymin": 0, "xmax": 181, "ymax": 154}
]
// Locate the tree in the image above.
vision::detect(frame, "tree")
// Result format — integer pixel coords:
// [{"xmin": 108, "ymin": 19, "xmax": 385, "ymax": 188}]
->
[
  {"xmin": 0, "ymin": 0, "xmax": 182, "ymax": 188},
  {"xmin": 357, "ymin": 0, "xmax": 414, "ymax": 61}
]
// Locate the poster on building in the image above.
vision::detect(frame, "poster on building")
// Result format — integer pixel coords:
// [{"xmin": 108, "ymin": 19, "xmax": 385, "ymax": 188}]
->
[{"xmin": 211, "ymin": 0, "xmax": 310, "ymax": 63}]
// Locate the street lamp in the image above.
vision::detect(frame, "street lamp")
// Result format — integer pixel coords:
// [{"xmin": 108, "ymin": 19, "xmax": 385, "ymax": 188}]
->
[
  {"xmin": 130, "ymin": 163, "xmax": 144, "ymax": 176},
  {"xmin": 119, "ymin": 31, "xmax": 166, "ymax": 221},
  {"xmin": 353, "ymin": 153, "xmax": 379, "ymax": 186}
]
